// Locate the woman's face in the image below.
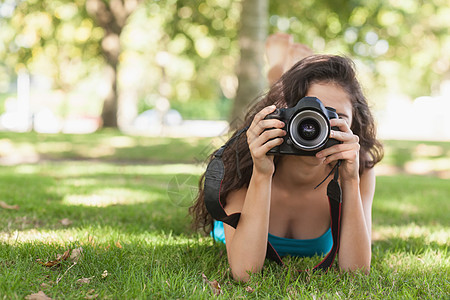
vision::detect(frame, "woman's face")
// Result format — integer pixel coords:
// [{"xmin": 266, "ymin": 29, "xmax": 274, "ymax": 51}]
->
[{"xmin": 305, "ymin": 82, "xmax": 353, "ymax": 127}]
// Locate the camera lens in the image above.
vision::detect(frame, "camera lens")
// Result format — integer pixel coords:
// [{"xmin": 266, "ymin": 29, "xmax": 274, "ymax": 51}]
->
[
  {"xmin": 289, "ymin": 110, "xmax": 329, "ymax": 151},
  {"xmin": 298, "ymin": 118, "xmax": 320, "ymax": 140}
]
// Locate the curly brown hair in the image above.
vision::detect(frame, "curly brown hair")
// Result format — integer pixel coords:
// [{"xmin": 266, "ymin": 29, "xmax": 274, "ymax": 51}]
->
[{"xmin": 189, "ymin": 55, "xmax": 384, "ymax": 234}]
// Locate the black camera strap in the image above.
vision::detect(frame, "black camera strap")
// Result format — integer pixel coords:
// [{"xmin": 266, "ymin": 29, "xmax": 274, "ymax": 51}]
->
[{"xmin": 204, "ymin": 127, "xmax": 342, "ymax": 272}]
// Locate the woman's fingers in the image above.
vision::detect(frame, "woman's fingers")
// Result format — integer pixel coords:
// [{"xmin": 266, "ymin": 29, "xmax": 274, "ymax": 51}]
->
[
  {"xmin": 315, "ymin": 118, "xmax": 360, "ymax": 165},
  {"xmin": 330, "ymin": 129, "xmax": 359, "ymax": 143},
  {"xmin": 254, "ymin": 128, "xmax": 286, "ymax": 146},
  {"xmin": 330, "ymin": 118, "xmax": 351, "ymax": 132},
  {"xmin": 322, "ymin": 148, "xmax": 360, "ymax": 165},
  {"xmin": 248, "ymin": 106, "xmax": 284, "ymax": 138},
  {"xmin": 253, "ymin": 137, "xmax": 284, "ymax": 157}
]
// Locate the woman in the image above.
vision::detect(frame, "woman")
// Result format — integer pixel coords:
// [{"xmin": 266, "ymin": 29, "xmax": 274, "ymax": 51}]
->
[{"xmin": 190, "ymin": 45, "xmax": 383, "ymax": 282}]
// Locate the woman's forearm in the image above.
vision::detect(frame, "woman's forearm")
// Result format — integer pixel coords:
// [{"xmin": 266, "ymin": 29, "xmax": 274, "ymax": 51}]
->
[
  {"xmin": 227, "ymin": 168, "xmax": 273, "ymax": 281},
  {"xmin": 338, "ymin": 178, "xmax": 372, "ymax": 273}
]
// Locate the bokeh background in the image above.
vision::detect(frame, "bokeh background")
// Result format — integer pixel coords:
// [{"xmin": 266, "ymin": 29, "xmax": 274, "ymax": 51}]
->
[{"xmin": 1, "ymin": 0, "xmax": 449, "ymax": 141}]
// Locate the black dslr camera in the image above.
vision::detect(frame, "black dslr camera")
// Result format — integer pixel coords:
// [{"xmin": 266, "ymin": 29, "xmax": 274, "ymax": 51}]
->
[{"xmin": 264, "ymin": 97, "xmax": 340, "ymax": 156}]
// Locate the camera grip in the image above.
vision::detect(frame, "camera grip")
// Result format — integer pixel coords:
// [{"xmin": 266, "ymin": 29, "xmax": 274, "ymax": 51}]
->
[{"xmin": 263, "ymin": 109, "xmax": 284, "ymax": 155}]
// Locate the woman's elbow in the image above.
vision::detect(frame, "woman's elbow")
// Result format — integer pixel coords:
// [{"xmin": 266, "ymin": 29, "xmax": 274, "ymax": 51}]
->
[
  {"xmin": 339, "ymin": 259, "xmax": 371, "ymax": 275},
  {"xmin": 231, "ymin": 269, "xmax": 251, "ymax": 282},
  {"xmin": 230, "ymin": 264, "xmax": 262, "ymax": 282}
]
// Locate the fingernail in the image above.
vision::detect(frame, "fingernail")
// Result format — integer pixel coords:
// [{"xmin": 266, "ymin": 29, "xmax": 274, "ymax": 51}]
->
[{"xmin": 330, "ymin": 131, "xmax": 334, "ymax": 137}]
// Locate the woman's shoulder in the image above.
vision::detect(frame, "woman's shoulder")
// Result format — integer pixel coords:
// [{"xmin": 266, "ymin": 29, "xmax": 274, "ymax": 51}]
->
[{"xmin": 224, "ymin": 187, "xmax": 248, "ymax": 214}]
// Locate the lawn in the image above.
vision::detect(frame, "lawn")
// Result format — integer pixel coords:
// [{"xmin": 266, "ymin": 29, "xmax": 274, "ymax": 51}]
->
[{"xmin": 0, "ymin": 131, "xmax": 449, "ymax": 299}]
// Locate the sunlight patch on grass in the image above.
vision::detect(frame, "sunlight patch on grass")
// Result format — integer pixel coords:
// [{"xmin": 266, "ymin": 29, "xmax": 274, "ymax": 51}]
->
[
  {"xmin": 13, "ymin": 164, "xmax": 39, "ymax": 174},
  {"xmin": 62, "ymin": 178, "xmax": 101, "ymax": 187},
  {"xmin": 383, "ymin": 249, "xmax": 449, "ymax": 272},
  {"xmin": 373, "ymin": 224, "xmax": 449, "ymax": 245},
  {"xmin": 105, "ymin": 136, "xmax": 137, "ymax": 148},
  {"xmin": 36, "ymin": 142, "xmax": 74, "ymax": 153},
  {"xmin": 405, "ymin": 157, "xmax": 450, "ymax": 174},
  {"xmin": 413, "ymin": 144, "xmax": 444, "ymax": 157},
  {"xmin": 145, "ymin": 163, "xmax": 204, "ymax": 175},
  {"xmin": 62, "ymin": 188, "xmax": 154, "ymax": 207},
  {"xmin": 377, "ymin": 201, "xmax": 419, "ymax": 215},
  {"xmin": 77, "ymin": 144, "xmax": 116, "ymax": 157},
  {"xmin": 0, "ymin": 229, "xmax": 72, "ymax": 245}
]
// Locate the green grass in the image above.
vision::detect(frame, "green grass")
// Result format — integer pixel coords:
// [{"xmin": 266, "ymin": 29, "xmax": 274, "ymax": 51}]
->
[{"xmin": 0, "ymin": 131, "xmax": 449, "ymax": 299}]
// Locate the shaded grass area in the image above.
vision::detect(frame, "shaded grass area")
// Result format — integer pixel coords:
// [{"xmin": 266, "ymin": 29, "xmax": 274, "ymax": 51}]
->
[
  {"xmin": 0, "ymin": 131, "xmax": 449, "ymax": 298},
  {"xmin": 0, "ymin": 129, "xmax": 223, "ymax": 164}
]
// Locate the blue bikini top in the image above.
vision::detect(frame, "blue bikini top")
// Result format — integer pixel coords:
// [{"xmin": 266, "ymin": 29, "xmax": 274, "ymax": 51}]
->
[{"xmin": 211, "ymin": 220, "xmax": 332, "ymax": 257}]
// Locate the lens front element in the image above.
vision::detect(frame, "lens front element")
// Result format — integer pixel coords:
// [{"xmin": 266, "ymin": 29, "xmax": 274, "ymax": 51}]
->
[
  {"xmin": 289, "ymin": 110, "xmax": 329, "ymax": 151},
  {"xmin": 298, "ymin": 118, "xmax": 320, "ymax": 140}
]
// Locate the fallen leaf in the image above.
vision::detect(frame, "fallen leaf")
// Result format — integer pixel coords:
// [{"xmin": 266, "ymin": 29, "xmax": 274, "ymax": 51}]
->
[
  {"xmin": 101, "ymin": 270, "xmax": 108, "ymax": 278},
  {"xmin": 60, "ymin": 218, "xmax": 72, "ymax": 226},
  {"xmin": 37, "ymin": 249, "xmax": 71, "ymax": 268},
  {"xmin": 69, "ymin": 247, "xmax": 83, "ymax": 262},
  {"xmin": 245, "ymin": 286, "xmax": 255, "ymax": 293},
  {"xmin": 201, "ymin": 273, "xmax": 222, "ymax": 296},
  {"xmin": 40, "ymin": 283, "xmax": 50, "ymax": 289},
  {"xmin": 25, "ymin": 291, "xmax": 52, "ymax": 300},
  {"xmin": 0, "ymin": 201, "xmax": 19, "ymax": 210},
  {"xmin": 77, "ymin": 276, "xmax": 94, "ymax": 284},
  {"xmin": 115, "ymin": 241, "xmax": 122, "ymax": 248},
  {"xmin": 84, "ymin": 289, "xmax": 98, "ymax": 299},
  {"xmin": 56, "ymin": 249, "xmax": 71, "ymax": 261}
]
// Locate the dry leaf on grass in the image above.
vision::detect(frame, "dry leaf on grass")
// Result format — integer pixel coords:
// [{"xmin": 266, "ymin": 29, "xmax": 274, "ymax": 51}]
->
[
  {"xmin": 25, "ymin": 291, "xmax": 52, "ymax": 300},
  {"xmin": 101, "ymin": 270, "xmax": 108, "ymax": 278},
  {"xmin": 37, "ymin": 249, "xmax": 71, "ymax": 268},
  {"xmin": 115, "ymin": 241, "xmax": 122, "ymax": 248},
  {"xmin": 77, "ymin": 276, "xmax": 94, "ymax": 284},
  {"xmin": 201, "ymin": 273, "xmax": 223, "ymax": 296},
  {"xmin": 84, "ymin": 289, "xmax": 98, "ymax": 299},
  {"xmin": 40, "ymin": 283, "xmax": 50, "ymax": 289},
  {"xmin": 60, "ymin": 218, "xmax": 72, "ymax": 226},
  {"xmin": 0, "ymin": 201, "xmax": 19, "ymax": 210},
  {"xmin": 69, "ymin": 247, "xmax": 83, "ymax": 262},
  {"xmin": 245, "ymin": 286, "xmax": 255, "ymax": 293}
]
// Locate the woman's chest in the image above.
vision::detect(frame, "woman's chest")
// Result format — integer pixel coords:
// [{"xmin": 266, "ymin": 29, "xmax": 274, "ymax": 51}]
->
[{"xmin": 268, "ymin": 185, "xmax": 331, "ymax": 239}]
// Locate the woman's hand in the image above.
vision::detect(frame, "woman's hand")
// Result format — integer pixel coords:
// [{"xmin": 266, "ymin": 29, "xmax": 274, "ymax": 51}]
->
[
  {"xmin": 316, "ymin": 118, "xmax": 360, "ymax": 180},
  {"xmin": 246, "ymin": 105, "xmax": 286, "ymax": 176}
]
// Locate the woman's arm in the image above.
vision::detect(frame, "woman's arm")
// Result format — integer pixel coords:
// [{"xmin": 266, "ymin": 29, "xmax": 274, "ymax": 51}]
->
[
  {"xmin": 337, "ymin": 168, "xmax": 374, "ymax": 273},
  {"xmin": 223, "ymin": 105, "xmax": 286, "ymax": 282},
  {"xmin": 223, "ymin": 170, "xmax": 273, "ymax": 282},
  {"xmin": 316, "ymin": 118, "xmax": 373, "ymax": 273}
]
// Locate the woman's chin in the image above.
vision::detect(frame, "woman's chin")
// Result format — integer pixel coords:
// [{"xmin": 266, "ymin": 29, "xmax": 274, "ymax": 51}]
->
[{"xmin": 283, "ymin": 154, "xmax": 324, "ymax": 166}]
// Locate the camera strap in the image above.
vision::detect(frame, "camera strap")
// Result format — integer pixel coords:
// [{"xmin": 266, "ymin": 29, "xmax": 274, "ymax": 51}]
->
[{"xmin": 204, "ymin": 127, "xmax": 342, "ymax": 272}]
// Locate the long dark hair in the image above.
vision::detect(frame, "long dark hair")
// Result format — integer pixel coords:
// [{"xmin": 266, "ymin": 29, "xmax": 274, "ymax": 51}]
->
[{"xmin": 189, "ymin": 55, "xmax": 384, "ymax": 233}]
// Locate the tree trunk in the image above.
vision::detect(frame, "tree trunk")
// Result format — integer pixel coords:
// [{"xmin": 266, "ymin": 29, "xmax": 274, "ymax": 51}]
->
[
  {"xmin": 229, "ymin": 0, "xmax": 268, "ymax": 130},
  {"xmin": 86, "ymin": 0, "xmax": 141, "ymax": 128},
  {"xmin": 100, "ymin": 30, "xmax": 120, "ymax": 128}
]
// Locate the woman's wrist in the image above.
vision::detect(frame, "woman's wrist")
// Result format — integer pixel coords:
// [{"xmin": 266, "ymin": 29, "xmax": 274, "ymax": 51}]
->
[{"xmin": 252, "ymin": 166, "xmax": 274, "ymax": 182}]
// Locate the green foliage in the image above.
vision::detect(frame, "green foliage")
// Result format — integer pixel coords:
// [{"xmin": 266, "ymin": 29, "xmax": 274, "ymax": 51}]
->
[
  {"xmin": 1, "ymin": 0, "xmax": 103, "ymax": 89},
  {"xmin": 1, "ymin": 0, "xmax": 449, "ymax": 121},
  {"xmin": 269, "ymin": 0, "xmax": 450, "ymax": 100}
]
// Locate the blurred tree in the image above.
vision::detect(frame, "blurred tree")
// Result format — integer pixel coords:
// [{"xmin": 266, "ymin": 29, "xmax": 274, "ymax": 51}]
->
[
  {"xmin": 229, "ymin": 0, "xmax": 268, "ymax": 129},
  {"xmin": 1, "ymin": 0, "xmax": 448, "ymax": 128},
  {"xmin": 85, "ymin": 0, "xmax": 141, "ymax": 127},
  {"xmin": 2, "ymin": 0, "xmax": 141, "ymax": 128}
]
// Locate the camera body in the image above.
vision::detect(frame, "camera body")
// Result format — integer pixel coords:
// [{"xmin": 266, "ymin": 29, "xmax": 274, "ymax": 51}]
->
[{"xmin": 264, "ymin": 97, "xmax": 340, "ymax": 156}]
